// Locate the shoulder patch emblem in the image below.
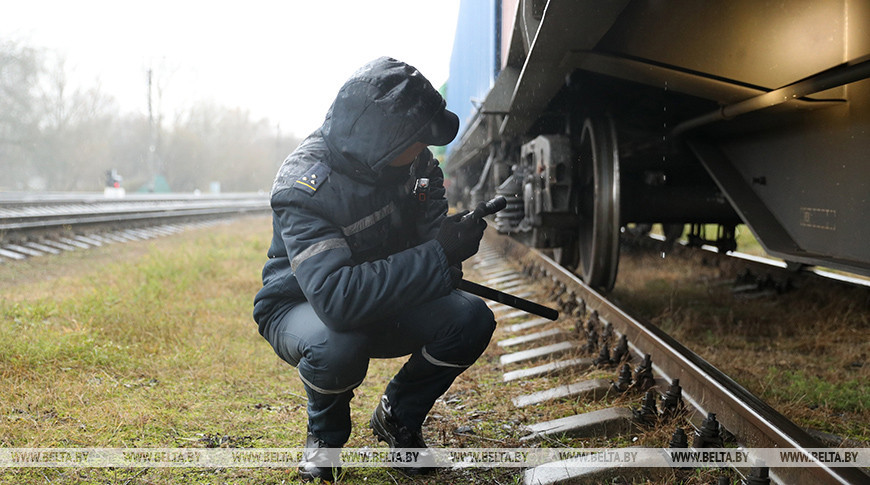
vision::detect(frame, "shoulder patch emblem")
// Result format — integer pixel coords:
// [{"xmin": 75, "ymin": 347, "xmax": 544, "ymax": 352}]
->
[{"xmin": 294, "ymin": 162, "xmax": 331, "ymax": 195}]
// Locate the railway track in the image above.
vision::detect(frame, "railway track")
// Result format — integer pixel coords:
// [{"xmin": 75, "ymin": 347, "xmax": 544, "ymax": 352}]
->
[
  {"xmin": 1, "ymin": 199, "xmax": 865, "ymax": 483},
  {"xmin": 464, "ymin": 229, "xmax": 869, "ymax": 485},
  {"xmin": 0, "ymin": 193, "xmax": 269, "ymax": 263}
]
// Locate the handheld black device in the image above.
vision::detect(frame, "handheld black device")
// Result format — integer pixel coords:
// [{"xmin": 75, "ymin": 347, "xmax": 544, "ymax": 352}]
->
[{"xmin": 458, "ymin": 196, "xmax": 559, "ymax": 321}]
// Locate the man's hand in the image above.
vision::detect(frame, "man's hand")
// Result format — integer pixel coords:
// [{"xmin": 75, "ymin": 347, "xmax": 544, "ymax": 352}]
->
[{"xmin": 436, "ymin": 211, "xmax": 486, "ymax": 265}]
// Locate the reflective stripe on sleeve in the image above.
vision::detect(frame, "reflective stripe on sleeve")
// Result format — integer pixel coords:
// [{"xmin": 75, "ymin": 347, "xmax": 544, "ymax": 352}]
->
[
  {"xmin": 341, "ymin": 202, "xmax": 396, "ymax": 236},
  {"xmin": 290, "ymin": 238, "xmax": 350, "ymax": 272}
]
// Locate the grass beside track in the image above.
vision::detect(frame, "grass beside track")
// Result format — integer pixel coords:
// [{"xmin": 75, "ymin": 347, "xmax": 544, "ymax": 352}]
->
[
  {"xmin": 1, "ymin": 217, "xmax": 752, "ymax": 484},
  {"xmin": 612, "ymin": 243, "xmax": 870, "ymax": 445},
  {"xmin": 1, "ymin": 217, "xmax": 540, "ymax": 484}
]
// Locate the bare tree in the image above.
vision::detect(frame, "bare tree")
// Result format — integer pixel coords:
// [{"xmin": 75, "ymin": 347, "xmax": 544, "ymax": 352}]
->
[
  {"xmin": 1, "ymin": 38, "xmax": 299, "ymax": 193},
  {"xmin": 165, "ymin": 102, "xmax": 299, "ymax": 193},
  {"xmin": 35, "ymin": 53, "xmax": 118, "ymax": 190},
  {"xmin": 0, "ymin": 39, "xmax": 42, "ymax": 190}
]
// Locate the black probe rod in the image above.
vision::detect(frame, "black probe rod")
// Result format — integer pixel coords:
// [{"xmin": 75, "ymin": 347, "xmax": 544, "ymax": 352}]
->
[{"xmin": 459, "ymin": 279, "xmax": 559, "ymax": 321}]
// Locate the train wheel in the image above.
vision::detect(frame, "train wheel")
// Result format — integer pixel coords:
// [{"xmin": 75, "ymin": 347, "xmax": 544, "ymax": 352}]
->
[
  {"xmin": 552, "ymin": 241, "xmax": 579, "ymax": 270},
  {"xmin": 575, "ymin": 117, "xmax": 621, "ymax": 291}
]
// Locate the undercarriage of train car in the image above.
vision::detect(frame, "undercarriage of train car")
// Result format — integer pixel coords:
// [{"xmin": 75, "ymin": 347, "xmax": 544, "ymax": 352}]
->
[
  {"xmin": 445, "ymin": 0, "xmax": 870, "ymax": 293},
  {"xmin": 451, "ymin": 74, "xmax": 744, "ymax": 292}
]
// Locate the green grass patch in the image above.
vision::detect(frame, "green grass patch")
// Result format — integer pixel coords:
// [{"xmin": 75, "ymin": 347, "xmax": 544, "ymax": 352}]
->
[
  {"xmin": 763, "ymin": 368, "xmax": 868, "ymax": 414},
  {"xmin": 0, "ymin": 219, "xmax": 324, "ymax": 482},
  {"xmin": 1, "ymin": 218, "xmax": 548, "ymax": 484}
]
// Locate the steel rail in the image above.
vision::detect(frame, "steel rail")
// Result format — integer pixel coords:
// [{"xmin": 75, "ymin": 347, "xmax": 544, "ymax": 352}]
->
[
  {"xmin": 0, "ymin": 194, "xmax": 270, "ymax": 243},
  {"xmin": 0, "ymin": 201, "xmax": 269, "ymax": 231},
  {"xmin": 485, "ymin": 229, "xmax": 870, "ymax": 485},
  {"xmin": 0, "ymin": 192, "xmax": 264, "ymax": 205}
]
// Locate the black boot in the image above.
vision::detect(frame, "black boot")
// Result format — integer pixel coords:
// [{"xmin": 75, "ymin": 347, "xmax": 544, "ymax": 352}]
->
[
  {"xmin": 370, "ymin": 395, "xmax": 435, "ymax": 475},
  {"xmin": 298, "ymin": 430, "xmax": 342, "ymax": 483}
]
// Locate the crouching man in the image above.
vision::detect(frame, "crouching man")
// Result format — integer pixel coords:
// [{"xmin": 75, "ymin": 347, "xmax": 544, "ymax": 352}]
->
[{"xmin": 253, "ymin": 57, "xmax": 496, "ymax": 482}]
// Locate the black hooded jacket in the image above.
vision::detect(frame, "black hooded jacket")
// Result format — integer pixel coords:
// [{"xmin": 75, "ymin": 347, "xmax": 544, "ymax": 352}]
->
[{"xmin": 253, "ymin": 57, "xmax": 453, "ymax": 334}]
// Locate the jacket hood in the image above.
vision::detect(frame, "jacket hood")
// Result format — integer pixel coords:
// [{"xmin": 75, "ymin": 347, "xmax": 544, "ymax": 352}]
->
[{"xmin": 321, "ymin": 57, "xmax": 447, "ymax": 183}]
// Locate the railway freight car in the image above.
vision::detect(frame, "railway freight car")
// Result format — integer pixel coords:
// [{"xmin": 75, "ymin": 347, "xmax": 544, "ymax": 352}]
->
[{"xmin": 444, "ymin": 0, "xmax": 870, "ymax": 291}]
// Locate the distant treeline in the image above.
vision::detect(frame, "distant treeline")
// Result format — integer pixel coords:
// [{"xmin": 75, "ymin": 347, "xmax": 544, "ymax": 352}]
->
[{"xmin": 0, "ymin": 38, "xmax": 301, "ymax": 193}]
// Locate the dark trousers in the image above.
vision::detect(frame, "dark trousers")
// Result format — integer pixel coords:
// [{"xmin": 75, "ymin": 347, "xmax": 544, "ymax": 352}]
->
[{"xmin": 262, "ymin": 290, "xmax": 496, "ymax": 446}]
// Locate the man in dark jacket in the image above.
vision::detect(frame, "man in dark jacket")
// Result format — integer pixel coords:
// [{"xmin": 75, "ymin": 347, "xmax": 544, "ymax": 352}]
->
[{"xmin": 253, "ymin": 57, "xmax": 496, "ymax": 482}]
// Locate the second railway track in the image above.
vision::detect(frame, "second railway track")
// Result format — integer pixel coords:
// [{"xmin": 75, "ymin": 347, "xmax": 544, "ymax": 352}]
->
[{"xmin": 0, "ymin": 193, "xmax": 269, "ymax": 263}]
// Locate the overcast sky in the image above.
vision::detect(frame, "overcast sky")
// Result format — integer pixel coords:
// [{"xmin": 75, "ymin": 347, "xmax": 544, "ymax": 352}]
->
[{"xmin": 2, "ymin": 0, "xmax": 461, "ymax": 137}]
